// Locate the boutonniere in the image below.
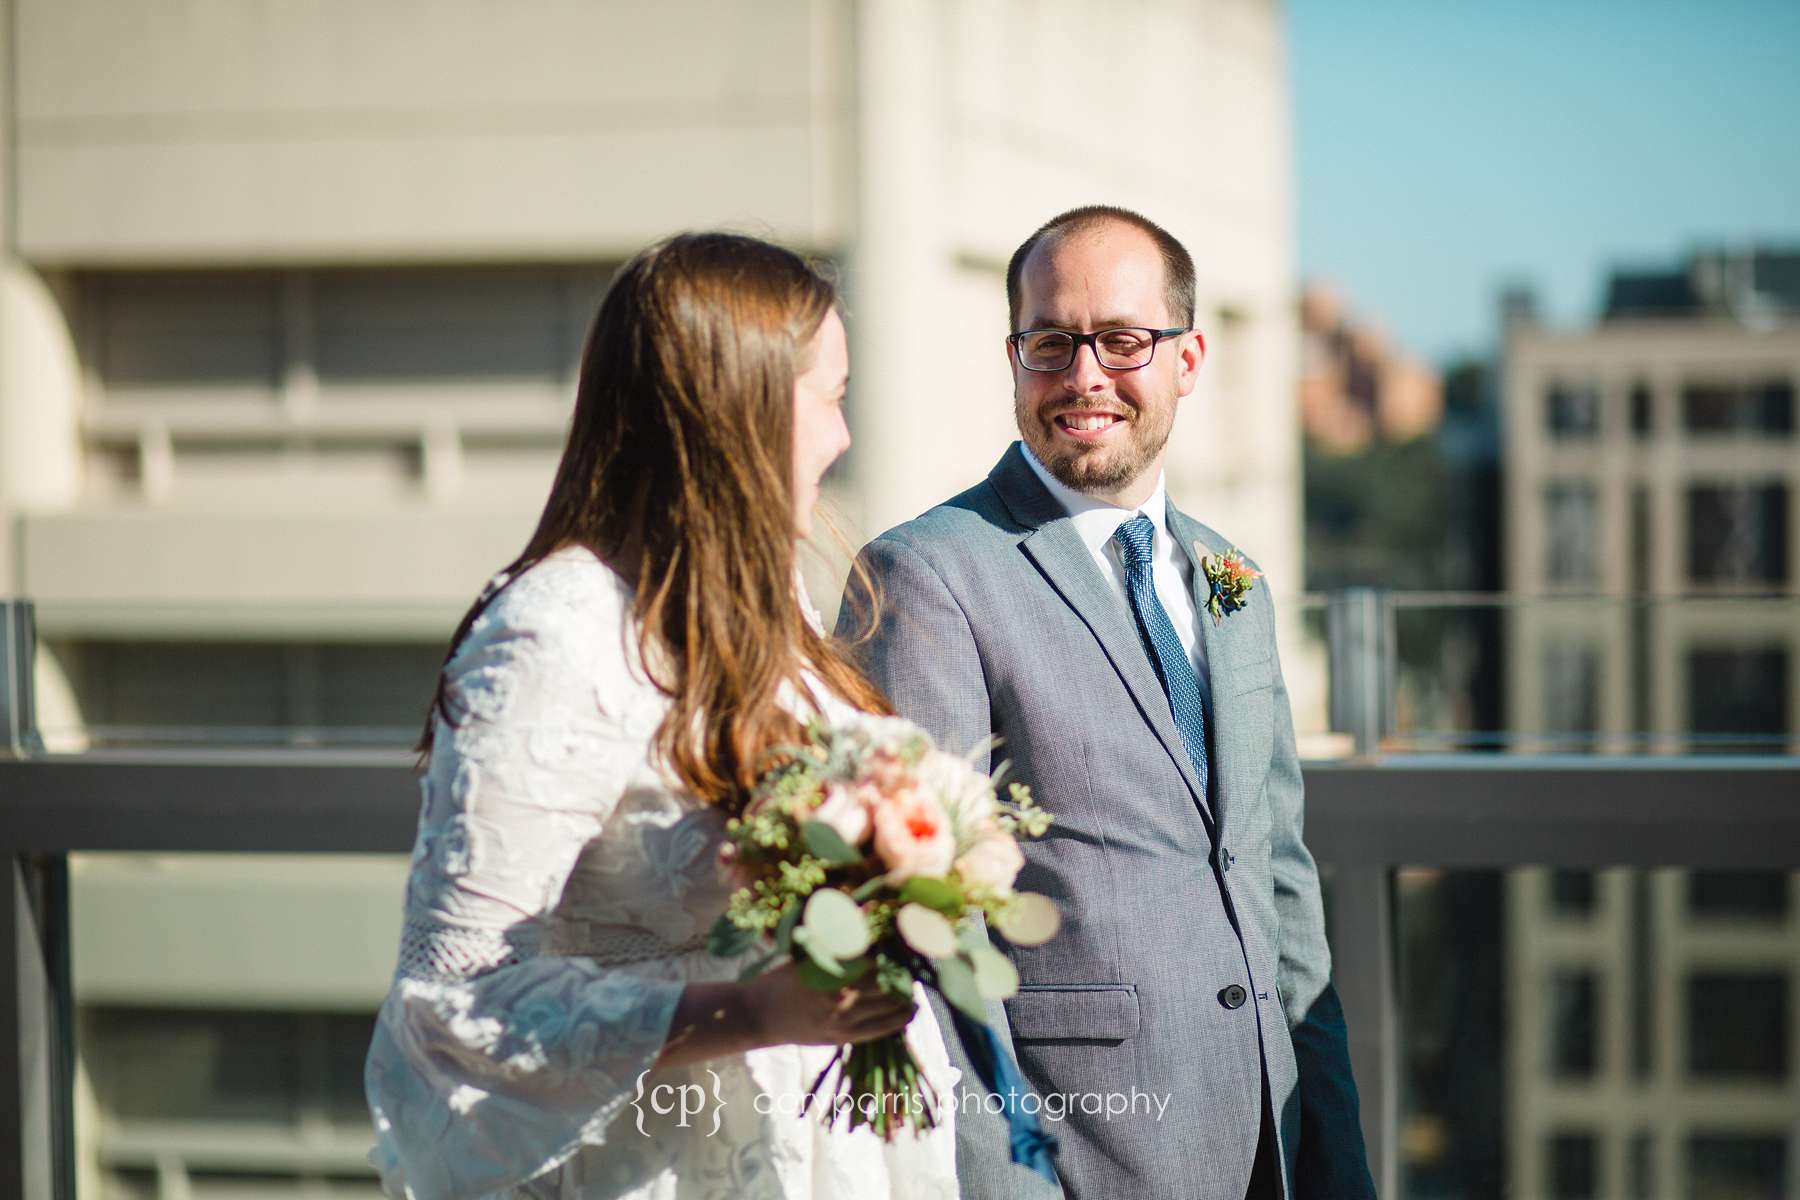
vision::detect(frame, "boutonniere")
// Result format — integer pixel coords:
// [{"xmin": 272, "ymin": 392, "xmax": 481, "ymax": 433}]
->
[{"xmin": 1196, "ymin": 545, "xmax": 1262, "ymax": 626}]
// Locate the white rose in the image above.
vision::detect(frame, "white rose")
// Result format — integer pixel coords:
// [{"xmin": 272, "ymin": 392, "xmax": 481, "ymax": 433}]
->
[
  {"xmin": 955, "ymin": 830, "xmax": 1025, "ymax": 895},
  {"xmin": 808, "ymin": 782, "xmax": 874, "ymax": 847}
]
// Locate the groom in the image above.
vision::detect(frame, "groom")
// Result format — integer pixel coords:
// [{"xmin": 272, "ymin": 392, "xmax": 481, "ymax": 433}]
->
[{"xmin": 839, "ymin": 206, "xmax": 1375, "ymax": 1199}]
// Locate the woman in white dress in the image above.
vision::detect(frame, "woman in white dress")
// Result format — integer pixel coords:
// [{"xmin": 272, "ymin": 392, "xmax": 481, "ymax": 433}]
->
[{"xmin": 364, "ymin": 233, "xmax": 960, "ymax": 1199}]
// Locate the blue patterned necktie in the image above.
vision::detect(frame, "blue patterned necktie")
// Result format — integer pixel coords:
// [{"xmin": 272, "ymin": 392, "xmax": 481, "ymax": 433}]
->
[{"xmin": 1113, "ymin": 514, "xmax": 1210, "ymax": 798}]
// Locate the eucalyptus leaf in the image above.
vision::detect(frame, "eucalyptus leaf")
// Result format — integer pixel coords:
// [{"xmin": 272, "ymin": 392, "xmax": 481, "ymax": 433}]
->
[
  {"xmin": 798, "ymin": 955, "xmax": 868, "ymax": 991},
  {"xmin": 994, "ymin": 892, "xmax": 1061, "ymax": 946},
  {"xmin": 802, "ymin": 820, "xmax": 863, "ymax": 866},
  {"xmin": 792, "ymin": 927, "xmax": 845, "ymax": 977},
  {"xmin": 774, "ymin": 900, "xmax": 803, "ymax": 953},
  {"xmin": 899, "ymin": 876, "xmax": 963, "ymax": 914},
  {"xmin": 874, "ymin": 956, "xmax": 918, "ymax": 1003},
  {"xmin": 968, "ymin": 943, "xmax": 1020, "ymax": 1000},
  {"xmin": 894, "ymin": 903, "xmax": 958, "ymax": 959},
  {"xmin": 803, "ymin": 888, "xmax": 873, "ymax": 959},
  {"xmin": 955, "ymin": 920, "xmax": 990, "ymax": 955},
  {"xmin": 933, "ymin": 955, "xmax": 990, "ymax": 1024},
  {"xmin": 707, "ymin": 913, "xmax": 756, "ymax": 957}
]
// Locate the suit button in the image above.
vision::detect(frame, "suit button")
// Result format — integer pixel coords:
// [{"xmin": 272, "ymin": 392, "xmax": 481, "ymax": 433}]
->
[{"xmin": 1219, "ymin": 984, "xmax": 1248, "ymax": 1010}]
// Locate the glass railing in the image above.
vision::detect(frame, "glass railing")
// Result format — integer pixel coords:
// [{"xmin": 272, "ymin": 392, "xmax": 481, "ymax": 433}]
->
[
  {"xmin": 1287, "ymin": 592, "xmax": 1800, "ymax": 757},
  {"xmin": 4, "ymin": 593, "xmax": 1798, "ymax": 1199},
  {"xmin": 14, "ymin": 592, "xmax": 1800, "ymax": 758}
]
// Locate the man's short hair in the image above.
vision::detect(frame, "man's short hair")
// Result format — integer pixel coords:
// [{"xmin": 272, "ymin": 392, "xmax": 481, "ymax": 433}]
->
[{"xmin": 1005, "ymin": 204, "xmax": 1196, "ymax": 330}]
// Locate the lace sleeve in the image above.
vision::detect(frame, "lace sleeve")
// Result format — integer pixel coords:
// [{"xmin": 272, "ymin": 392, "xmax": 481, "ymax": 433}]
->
[{"xmin": 364, "ymin": 562, "xmax": 688, "ymax": 1199}]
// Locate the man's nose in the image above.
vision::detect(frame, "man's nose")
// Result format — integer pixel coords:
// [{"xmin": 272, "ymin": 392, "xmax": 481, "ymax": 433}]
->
[{"xmin": 1061, "ymin": 341, "xmax": 1109, "ymax": 391}]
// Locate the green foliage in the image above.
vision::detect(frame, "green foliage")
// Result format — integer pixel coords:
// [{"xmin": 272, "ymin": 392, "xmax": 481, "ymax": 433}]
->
[
  {"xmin": 802, "ymin": 820, "xmax": 862, "ymax": 866},
  {"xmin": 797, "ymin": 954, "xmax": 869, "ymax": 990},
  {"xmin": 1304, "ymin": 434, "xmax": 1451, "ymax": 591},
  {"xmin": 895, "ymin": 902, "xmax": 958, "ymax": 959},
  {"xmin": 995, "ymin": 784, "xmax": 1052, "ymax": 838},
  {"xmin": 932, "ymin": 955, "xmax": 989, "ymax": 1023},
  {"xmin": 899, "ymin": 876, "xmax": 964, "ymax": 914},
  {"xmin": 873, "ymin": 952, "xmax": 916, "ymax": 1003},
  {"xmin": 802, "ymin": 889, "xmax": 873, "ymax": 959},
  {"xmin": 968, "ymin": 943, "xmax": 1020, "ymax": 1000},
  {"xmin": 994, "ymin": 891, "xmax": 1061, "ymax": 946},
  {"xmin": 707, "ymin": 912, "xmax": 757, "ymax": 957}
]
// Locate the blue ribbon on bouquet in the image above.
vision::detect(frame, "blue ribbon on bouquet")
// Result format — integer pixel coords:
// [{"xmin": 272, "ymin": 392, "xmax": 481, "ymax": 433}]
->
[{"xmin": 942, "ymin": 1000, "xmax": 1061, "ymax": 1184}]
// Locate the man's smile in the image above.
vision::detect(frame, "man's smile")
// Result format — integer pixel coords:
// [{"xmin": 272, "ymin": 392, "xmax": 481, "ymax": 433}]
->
[{"xmin": 1052, "ymin": 410, "xmax": 1129, "ymax": 440}]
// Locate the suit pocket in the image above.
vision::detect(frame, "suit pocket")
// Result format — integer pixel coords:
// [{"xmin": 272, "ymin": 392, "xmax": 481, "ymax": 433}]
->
[{"xmin": 1005, "ymin": 983, "xmax": 1141, "ymax": 1043}]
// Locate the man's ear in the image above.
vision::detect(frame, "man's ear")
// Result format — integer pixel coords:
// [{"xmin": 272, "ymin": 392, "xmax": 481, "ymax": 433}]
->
[{"xmin": 1176, "ymin": 328, "xmax": 1206, "ymax": 395}]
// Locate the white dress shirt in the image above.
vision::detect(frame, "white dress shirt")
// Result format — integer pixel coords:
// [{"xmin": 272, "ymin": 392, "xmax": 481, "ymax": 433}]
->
[{"xmin": 1020, "ymin": 444, "xmax": 1211, "ymax": 701}]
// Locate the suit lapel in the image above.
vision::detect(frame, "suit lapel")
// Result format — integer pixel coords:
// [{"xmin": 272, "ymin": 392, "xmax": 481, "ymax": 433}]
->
[
  {"xmin": 1167, "ymin": 505, "xmax": 1265, "ymax": 840},
  {"xmin": 990, "ymin": 446, "xmax": 1216, "ymax": 828}
]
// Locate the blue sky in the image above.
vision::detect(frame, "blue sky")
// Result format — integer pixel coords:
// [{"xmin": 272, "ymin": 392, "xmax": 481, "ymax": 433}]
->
[{"xmin": 1288, "ymin": 0, "xmax": 1800, "ymax": 365}]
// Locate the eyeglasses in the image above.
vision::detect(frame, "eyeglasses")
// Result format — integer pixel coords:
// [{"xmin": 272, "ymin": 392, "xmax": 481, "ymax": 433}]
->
[{"xmin": 1007, "ymin": 326, "xmax": 1191, "ymax": 373}]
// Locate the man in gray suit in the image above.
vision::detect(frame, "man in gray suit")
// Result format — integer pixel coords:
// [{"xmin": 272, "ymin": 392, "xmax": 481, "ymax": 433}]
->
[{"xmin": 838, "ymin": 206, "xmax": 1375, "ymax": 1200}]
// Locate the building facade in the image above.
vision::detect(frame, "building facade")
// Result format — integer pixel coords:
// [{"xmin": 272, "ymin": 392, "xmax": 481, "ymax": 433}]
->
[{"xmin": 1502, "ymin": 250, "xmax": 1800, "ymax": 1199}]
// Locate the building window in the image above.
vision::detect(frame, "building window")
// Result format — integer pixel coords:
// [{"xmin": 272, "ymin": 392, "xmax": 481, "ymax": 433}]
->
[
  {"xmin": 1628, "ymin": 382, "xmax": 1654, "ymax": 437},
  {"xmin": 1627, "ymin": 1131, "xmax": 1654, "ymax": 1200},
  {"xmin": 58, "ymin": 640, "xmax": 444, "ymax": 740},
  {"xmin": 1681, "ymin": 379, "xmax": 1796, "ymax": 435},
  {"xmin": 1685, "ymin": 972, "xmax": 1788, "ymax": 1081},
  {"xmin": 1548, "ymin": 870, "xmax": 1596, "ymax": 917},
  {"xmin": 1687, "ymin": 647, "xmax": 1790, "ymax": 755},
  {"xmin": 1546, "ymin": 1131, "xmax": 1598, "ymax": 1200},
  {"xmin": 1545, "ymin": 482, "xmax": 1601, "ymax": 585},
  {"xmin": 92, "ymin": 273, "xmax": 282, "ymax": 404},
  {"xmin": 85, "ymin": 265, "xmax": 609, "ymax": 412},
  {"xmin": 1545, "ymin": 383, "xmax": 1601, "ymax": 438},
  {"xmin": 1548, "ymin": 970, "xmax": 1599, "ymax": 1078},
  {"xmin": 313, "ymin": 267, "xmax": 597, "ymax": 405},
  {"xmin": 1687, "ymin": 484, "xmax": 1790, "ymax": 586},
  {"xmin": 1542, "ymin": 643, "xmax": 1601, "ymax": 748},
  {"xmin": 1687, "ymin": 1135, "xmax": 1787, "ymax": 1198},
  {"xmin": 1687, "ymin": 870, "xmax": 1791, "ymax": 919}
]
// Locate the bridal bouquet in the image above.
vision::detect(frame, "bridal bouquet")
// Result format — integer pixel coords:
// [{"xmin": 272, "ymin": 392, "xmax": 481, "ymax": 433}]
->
[{"xmin": 708, "ymin": 713, "xmax": 1059, "ymax": 1142}]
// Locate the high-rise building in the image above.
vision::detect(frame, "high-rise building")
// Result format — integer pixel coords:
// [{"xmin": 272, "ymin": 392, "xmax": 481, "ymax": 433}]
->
[
  {"xmin": 0, "ymin": 3, "xmax": 1303, "ymax": 1194},
  {"xmin": 1502, "ymin": 249, "xmax": 1800, "ymax": 1199}
]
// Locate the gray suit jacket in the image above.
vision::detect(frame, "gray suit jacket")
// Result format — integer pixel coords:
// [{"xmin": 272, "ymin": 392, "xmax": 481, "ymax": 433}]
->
[{"xmin": 837, "ymin": 444, "xmax": 1374, "ymax": 1200}]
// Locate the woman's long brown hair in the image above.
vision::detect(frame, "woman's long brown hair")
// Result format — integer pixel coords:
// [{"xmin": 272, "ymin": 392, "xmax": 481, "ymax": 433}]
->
[{"xmin": 421, "ymin": 232, "xmax": 891, "ymax": 806}]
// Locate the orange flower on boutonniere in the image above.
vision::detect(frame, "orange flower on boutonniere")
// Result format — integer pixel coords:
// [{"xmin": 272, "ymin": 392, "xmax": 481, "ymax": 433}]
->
[{"xmin": 1196, "ymin": 545, "xmax": 1263, "ymax": 626}]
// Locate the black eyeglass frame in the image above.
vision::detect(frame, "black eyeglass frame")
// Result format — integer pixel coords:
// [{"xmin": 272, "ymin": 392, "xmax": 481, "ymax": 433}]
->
[{"xmin": 1006, "ymin": 326, "xmax": 1193, "ymax": 373}]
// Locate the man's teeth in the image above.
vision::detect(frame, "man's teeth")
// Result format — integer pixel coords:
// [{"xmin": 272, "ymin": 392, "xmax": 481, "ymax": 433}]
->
[{"xmin": 1063, "ymin": 414, "xmax": 1117, "ymax": 431}]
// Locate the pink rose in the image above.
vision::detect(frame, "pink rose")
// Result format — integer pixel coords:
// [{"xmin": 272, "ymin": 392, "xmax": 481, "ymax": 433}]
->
[
  {"xmin": 872, "ymin": 788, "xmax": 956, "ymax": 881},
  {"xmin": 863, "ymin": 747, "xmax": 910, "ymax": 792},
  {"xmin": 808, "ymin": 781, "xmax": 874, "ymax": 847},
  {"xmin": 955, "ymin": 828, "xmax": 1025, "ymax": 895}
]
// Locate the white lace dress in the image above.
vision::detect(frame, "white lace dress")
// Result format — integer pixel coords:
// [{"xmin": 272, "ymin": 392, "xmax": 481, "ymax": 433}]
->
[{"xmin": 365, "ymin": 546, "xmax": 960, "ymax": 1200}]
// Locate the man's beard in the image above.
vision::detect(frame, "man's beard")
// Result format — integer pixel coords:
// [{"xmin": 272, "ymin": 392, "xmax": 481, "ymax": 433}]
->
[{"xmin": 1018, "ymin": 402, "xmax": 1174, "ymax": 495}]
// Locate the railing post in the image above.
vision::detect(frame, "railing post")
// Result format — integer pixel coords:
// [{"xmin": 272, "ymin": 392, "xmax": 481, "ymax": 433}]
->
[
  {"xmin": 1331, "ymin": 867, "xmax": 1399, "ymax": 1200},
  {"xmin": 1326, "ymin": 587, "xmax": 1390, "ymax": 756},
  {"xmin": 0, "ymin": 600, "xmax": 72, "ymax": 1199},
  {"xmin": 2, "ymin": 600, "xmax": 44, "ymax": 759},
  {"xmin": 1324, "ymin": 589, "xmax": 1399, "ymax": 1195}
]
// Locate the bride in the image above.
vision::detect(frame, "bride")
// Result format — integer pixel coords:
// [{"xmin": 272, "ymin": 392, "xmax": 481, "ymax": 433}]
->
[{"xmin": 364, "ymin": 233, "xmax": 960, "ymax": 1199}]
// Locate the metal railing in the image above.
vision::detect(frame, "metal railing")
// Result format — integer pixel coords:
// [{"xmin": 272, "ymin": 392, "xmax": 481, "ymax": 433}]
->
[{"xmin": 2, "ymin": 595, "xmax": 1798, "ymax": 1198}]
